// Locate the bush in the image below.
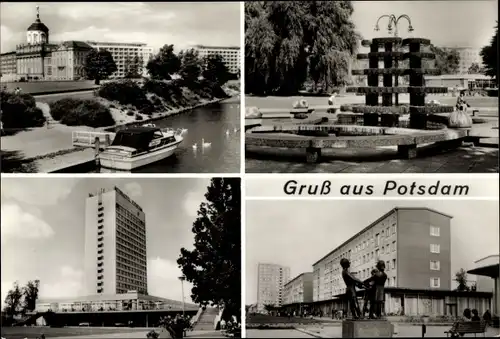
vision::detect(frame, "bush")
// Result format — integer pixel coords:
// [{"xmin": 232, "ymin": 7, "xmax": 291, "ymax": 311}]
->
[
  {"xmin": 135, "ymin": 114, "xmax": 143, "ymax": 121},
  {"xmin": 49, "ymin": 98, "xmax": 115, "ymax": 128},
  {"xmin": 98, "ymin": 80, "xmax": 151, "ymax": 109},
  {"xmin": 0, "ymin": 90, "xmax": 46, "ymax": 129},
  {"xmin": 126, "ymin": 110, "xmax": 135, "ymax": 116}
]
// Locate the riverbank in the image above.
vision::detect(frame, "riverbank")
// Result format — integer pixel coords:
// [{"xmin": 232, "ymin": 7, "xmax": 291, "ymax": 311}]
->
[{"xmin": 1, "ymin": 96, "xmax": 237, "ymax": 173}]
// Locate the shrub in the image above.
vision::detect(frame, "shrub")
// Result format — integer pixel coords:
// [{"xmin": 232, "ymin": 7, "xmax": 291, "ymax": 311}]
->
[
  {"xmin": 0, "ymin": 90, "xmax": 46, "ymax": 129},
  {"xmin": 49, "ymin": 98, "xmax": 115, "ymax": 128},
  {"xmin": 126, "ymin": 110, "xmax": 135, "ymax": 116},
  {"xmin": 135, "ymin": 114, "xmax": 143, "ymax": 121},
  {"xmin": 98, "ymin": 80, "xmax": 150, "ymax": 109}
]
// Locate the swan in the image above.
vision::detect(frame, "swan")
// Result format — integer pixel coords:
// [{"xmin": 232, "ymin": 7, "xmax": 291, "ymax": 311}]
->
[
  {"xmin": 192, "ymin": 143, "xmax": 198, "ymax": 150},
  {"xmin": 181, "ymin": 128, "xmax": 188, "ymax": 134},
  {"xmin": 202, "ymin": 138, "xmax": 211, "ymax": 147},
  {"xmin": 233, "ymin": 127, "xmax": 238, "ymax": 133}
]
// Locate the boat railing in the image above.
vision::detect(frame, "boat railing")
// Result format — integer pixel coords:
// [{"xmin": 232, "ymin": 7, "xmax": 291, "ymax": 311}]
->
[{"xmin": 72, "ymin": 131, "xmax": 116, "ymax": 148}]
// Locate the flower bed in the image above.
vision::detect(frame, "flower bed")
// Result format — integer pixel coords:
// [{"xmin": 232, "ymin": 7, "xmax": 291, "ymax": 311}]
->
[
  {"xmin": 402, "ymin": 38, "xmax": 431, "ymax": 46},
  {"xmin": 351, "ymin": 68, "xmax": 441, "ymax": 76},
  {"xmin": 372, "ymin": 37, "xmax": 403, "ymax": 45},
  {"xmin": 340, "ymin": 104, "xmax": 454, "ymax": 114},
  {"xmin": 403, "ymin": 52, "xmax": 436, "ymax": 59},
  {"xmin": 346, "ymin": 86, "xmax": 448, "ymax": 94}
]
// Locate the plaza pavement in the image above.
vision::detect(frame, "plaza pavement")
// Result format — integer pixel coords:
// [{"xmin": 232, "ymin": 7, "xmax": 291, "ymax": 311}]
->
[
  {"xmin": 247, "ymin": 324, "xmax": 500, "ymax": 337},
  {"xmin": 52, "ymin": 329, "xmax": 224, "ymax": 339}
]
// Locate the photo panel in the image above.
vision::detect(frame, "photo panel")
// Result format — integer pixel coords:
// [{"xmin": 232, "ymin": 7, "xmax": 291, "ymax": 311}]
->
[
  {"xmin": 244, "ymin": 1, "xmax": 498, "ymax": 173},
  {"xmin": 0, "ymin": 2, "xmax": 241, "ymax": 174},
  {"xmin": 1, "ymin": 177, "xmax": 241, "ymax": 338},
  {"xmin": 244, "ymin": 176, "xmax": 499, "ymax": 338}
]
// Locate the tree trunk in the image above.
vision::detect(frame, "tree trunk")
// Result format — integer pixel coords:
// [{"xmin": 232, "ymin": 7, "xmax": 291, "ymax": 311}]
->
[{"xmin": 94, "ymin": 78, "xmax": 100, "ymax": 85}]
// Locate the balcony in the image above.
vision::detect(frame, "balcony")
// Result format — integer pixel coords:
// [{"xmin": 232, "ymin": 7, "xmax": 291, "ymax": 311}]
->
[
  {"xmin": 97, "ymin": 249, "xmax": 103, "ymax": 255},
  {"xmin": 97, "ymin": 237, "xmax": 104, "ymax": 242},
  {"xmin": 97, "ymin": 274, "xmax": 104, "ymax": 280},
  {"xmin": 98, "ymin": 207, "xmax": 104, "ymax": 212},
  {"xmin": 97, "ymin": 231, "xmax": 104, "ymax": 236},
  {"xmin": 97, "ymin": 268, "xmax": 103, "ymax": 274},
  {"xmin": 98, "ymin": 213, "xmax": 104, "ymax": 218},
  {"xmin": 97, "ymin": 256, "xmax": 104, "ymax": 261},
  {"xmin": 97, "ymin": 262, "xmax": 103, "ymax": 267}
]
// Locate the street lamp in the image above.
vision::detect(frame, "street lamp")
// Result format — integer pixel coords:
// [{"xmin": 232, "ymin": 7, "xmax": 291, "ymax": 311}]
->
[
  {"xmin": 374, "ymin": 14, "xmax": 414, "ymax": 37},
  {"xmin": 179, "ymin": 276, "xmax": 186, "ymax": 317}
]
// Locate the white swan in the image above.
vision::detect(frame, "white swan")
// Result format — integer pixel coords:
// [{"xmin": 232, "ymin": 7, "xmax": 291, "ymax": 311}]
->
[
  {"xmin": 202, "ymin": 138, "xmax": 211, "ymax": 147},
  {"xmin": 233, "ymin": 127, "xmax": 238, "ymax": 132},
  {"xmin": 192, "ymin": 143, "xmax": 198, "ymax": 150},
  {"xmin": 181, "ymin": 128, "xmax": 188, "ymax": 134}
]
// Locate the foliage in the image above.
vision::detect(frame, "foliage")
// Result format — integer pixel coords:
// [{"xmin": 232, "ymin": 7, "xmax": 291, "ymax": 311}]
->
[
  {"xmin": 84, "ymin": 49, "xmax": 118, "ymax": 85},
  {"xmin": 22, "ymin": 280, "xmax": 40, "ymax": 313},
  {"xmin": 98, "ymin": 80, "xmax": 152, "ymax": 110},
  {"xmin": 147, "ymin": 44, "xmax": 181, "ymax": 80},
  {"xmin": 468, "ymin": 62, "xmax": 484, "ymax": 74},
  {"xmin": 480, "ymin": 22, "xmax": 498, "ymax": 82},
  {"xmin": 49, "ymin": 98, "xmax": 115, "ymax": 127},
  {"xmin": 3, "ymin": 282, "xmax": 23, "ymax": 318},
  {"xmin": 179, "ymin": 49, "xmax": 202, "ymax": 85},
  {"xmin": 424, "ymin": 45, "xmax": 460, "ymax": 75},
  {"xmin": 0, "ymin": 90, "xmax": 46, "ymax": 129},
  {"xmin": 455, "ymin": 268, "xmax": 470, "ymax": 291},
  {"xmin": 124, "ymin": 55, "xmax": 143, "ymax": 79},
  {"xmin": 245, "ymin": 1, "xmax": 360, "ymax": 95},
  {"xmin": 177, "ymin": 178, "xmax": 241, "ymax": 319},
  {"xmin": 202, "ymin": 54, "xmax": 231, "ymax": 86}
]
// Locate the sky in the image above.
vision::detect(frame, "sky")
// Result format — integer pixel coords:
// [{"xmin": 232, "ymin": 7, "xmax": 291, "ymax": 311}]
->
[
  {"xmin": 0, "ymin": 2, "xmax": 240, "ymax": 53},
  {"xmin": 352, "ymin": 1, "xmax": 497, "ymax": 48},
  {"xmin": 1, "ymin": 177, "xmax": 214, "ymax": 307},
  {"xmin": 246, "ymin": 199, "xmax": 499, "ymax": 304}
]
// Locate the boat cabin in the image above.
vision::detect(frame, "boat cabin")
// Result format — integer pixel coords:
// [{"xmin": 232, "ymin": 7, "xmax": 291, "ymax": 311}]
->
[{"xmin": 111, "ymin": 127, "xmax": 176, "ymax": 152}]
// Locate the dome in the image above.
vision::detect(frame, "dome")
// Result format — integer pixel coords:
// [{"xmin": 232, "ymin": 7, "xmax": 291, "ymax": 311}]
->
[{"xmin": 27, "ymin": 19, "xmax": 49, "ymax": 33}]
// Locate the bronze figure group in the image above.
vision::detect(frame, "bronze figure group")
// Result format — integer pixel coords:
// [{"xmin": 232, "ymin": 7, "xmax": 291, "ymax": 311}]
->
[{"xmin": 340, "ymin": 258, "xmax": 388, "ymax": 320}]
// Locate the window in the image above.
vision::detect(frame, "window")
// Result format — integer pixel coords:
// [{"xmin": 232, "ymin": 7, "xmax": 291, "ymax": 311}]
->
[
  {"xmin": 430, "ymin": 226, "xmax": 440, "ymax": 237},
  {"xmin": 430, "ymin": 277, "xmax": 440, "ymax": 288},
  {"xmin": 375, "ymin": 233, "xmax": 380, "ymax": 246},
  {"xmin": 392, "ymin": 277, "xmax": 396, "ymax": 286},
  {"xmin": 375, "ymin": 249, "xmax": 379, "ymax": 258},
  {"xmin": 430, "ymin": 244, "xmax": 441, "ymax": 253},
  {"xmin": 392, "ymin": 241, "xmax": 396, "ymax": 252},
  {"xmin": 386, "ymin": 227, "xmax": 390, "ymax": 237},
  {"xmin": 392, "ymin": 259, "xmax": 396, "ymax": 270},
  {"xmin": 430, "ymin": 260, "xmax": 440, "ymax": 270}
]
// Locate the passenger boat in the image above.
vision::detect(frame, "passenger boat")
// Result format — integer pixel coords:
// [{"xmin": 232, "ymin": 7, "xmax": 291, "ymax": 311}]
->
[{"xmin": 97, "ymin": 126, "xmax": 184, "ymax": 171}]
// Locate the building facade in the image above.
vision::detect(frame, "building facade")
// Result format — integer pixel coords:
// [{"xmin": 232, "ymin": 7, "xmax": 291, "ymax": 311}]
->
[
  {"xmin": 84, "ymin": 187, "xmax": 147, "ymax": 296},
  {"xmin": 283, "ymin": 273, "xmax": 314, "ymax": 306},
  {"xmin": 193, "ymin": 45, "xmax": 240, "ymax": 75},
  {"xmin": 443, "ymin": 47, "xmax": 482, "ymax": 74},
  {"xmin": 312, "ymin": 207, "xmax": 452, "ymax": 303},
  {"xmin": 257, "ymin": 263, "xmax": 290, "ymax": 312},
  {"xmin": 86, "ymin": 41, "xmax": 154, "ymax": 78},
  {"xmin": 0, "ymin": 7, "xmax": 152, "ymax": 82}
]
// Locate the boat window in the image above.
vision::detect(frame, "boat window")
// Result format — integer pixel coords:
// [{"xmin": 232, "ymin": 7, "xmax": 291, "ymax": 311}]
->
[{"xmin": 153, "ymin": 131, "xmax": 163, "ymax": 139}]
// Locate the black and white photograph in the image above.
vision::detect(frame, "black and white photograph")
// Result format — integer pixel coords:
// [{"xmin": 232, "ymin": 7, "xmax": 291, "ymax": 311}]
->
[
  {"xmin": 244, "ymin": 1, "xmax": 498, "ymax": 173},
  {"xmin": 1, "ymin": 177, "xmax": 241, "ymax": 338},
  {"xmin": 0, "ymin": 2, "xmax": 241, "ymax": 173},
  {"xmin": 245, "ymin": 197, "xmax": 499, "ymax": 338}
]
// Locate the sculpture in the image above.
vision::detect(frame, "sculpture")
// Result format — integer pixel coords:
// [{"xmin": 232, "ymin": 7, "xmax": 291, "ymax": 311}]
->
[
  {"xmin": 363, "ymin": 260, "xmax": 388, "ymax": 319},
  {"xmin": 340, "ymin": 258, "xmax": 367, "ymax": 319}
]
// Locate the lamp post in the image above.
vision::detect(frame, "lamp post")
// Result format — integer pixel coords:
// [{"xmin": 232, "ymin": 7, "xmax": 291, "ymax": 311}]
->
[
  {"xmin": 374, "ymin": 14, "xmax": 414, "ymax": 37},
  {"xmin": 179, "ymin": 276, "xmax": 186, "ymax": 317}
]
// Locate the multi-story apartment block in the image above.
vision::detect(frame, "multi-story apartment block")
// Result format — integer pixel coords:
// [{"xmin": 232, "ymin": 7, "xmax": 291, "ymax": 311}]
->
[
  {"xmin": 84, "ymin": 187, "xmax": 147, "ymax": 296},
  {"xmin": 312, "ymin": 207, "xmax": 452, "ymax": 303},
  {"xmin": 283, "ymin": 273, "xmax": 314, "ymax": 305},
  {"xmin": 193, "ymin": 45, "xmax": 240, "ymax": 75},
  {"xmin": 0, "ymin": 51, "xmax": 17, "ymax": 82},
  {"xmin": 257, "ymin": 263, "xmax": 291, "ymax": 312},
  {"xmin": 443, "ymin": 47, "xmax": 482, "ymax": 74}
]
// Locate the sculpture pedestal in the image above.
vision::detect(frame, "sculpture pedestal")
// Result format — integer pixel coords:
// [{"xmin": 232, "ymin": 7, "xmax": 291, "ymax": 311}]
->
[{"xmin": 342, "ymin": 319, "xmax": 393, "ymax": 338}]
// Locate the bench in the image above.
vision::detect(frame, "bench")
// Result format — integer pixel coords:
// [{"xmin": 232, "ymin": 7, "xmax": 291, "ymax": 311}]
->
[{"xmin": 444, "ymin": 321, "xmax": 487, "ymax": 337}]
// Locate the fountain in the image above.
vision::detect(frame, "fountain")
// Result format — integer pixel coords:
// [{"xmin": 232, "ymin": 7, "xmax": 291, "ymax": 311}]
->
[{"xmin": 245, "ymin": 15, "xmax": 471, "ymax": 163}]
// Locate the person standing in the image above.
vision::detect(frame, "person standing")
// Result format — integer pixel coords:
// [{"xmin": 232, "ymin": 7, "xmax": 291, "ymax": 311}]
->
[{"xmin": 340, "ymin": 258, "xmax": 366, "ymax": 319}]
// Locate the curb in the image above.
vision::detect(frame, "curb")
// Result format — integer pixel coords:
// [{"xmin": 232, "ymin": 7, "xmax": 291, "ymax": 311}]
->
[{"xmin": 31, "ymin": 87, "xmax": 99, "ymax": 96}]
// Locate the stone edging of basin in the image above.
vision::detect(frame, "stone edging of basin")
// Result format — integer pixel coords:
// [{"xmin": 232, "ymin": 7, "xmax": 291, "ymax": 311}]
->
[{"xmin": 102, "ymin": 97, "xmax": 230, "ymax": 132}]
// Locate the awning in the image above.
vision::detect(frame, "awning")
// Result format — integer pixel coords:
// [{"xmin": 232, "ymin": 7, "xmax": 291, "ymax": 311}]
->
[{"xmin": 467, "ymin": 264, "xmax": 499, "ymax": 278}]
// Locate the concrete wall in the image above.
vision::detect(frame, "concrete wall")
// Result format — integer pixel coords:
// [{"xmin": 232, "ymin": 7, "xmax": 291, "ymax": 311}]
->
[{"xmin": 397, "ymin": 209, "xmax": 452, "ymax": 290}]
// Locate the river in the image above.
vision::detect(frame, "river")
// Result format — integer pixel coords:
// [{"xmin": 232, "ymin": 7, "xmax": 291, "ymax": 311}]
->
[{"xmin": 96, "ymin": 98, "xmax": 240, "ymax": 173}]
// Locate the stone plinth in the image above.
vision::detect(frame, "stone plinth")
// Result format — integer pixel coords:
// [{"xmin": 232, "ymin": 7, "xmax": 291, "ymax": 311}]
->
[{"xmin": 342, "ymin": 319, "xmax": 393, "ymax": 338}]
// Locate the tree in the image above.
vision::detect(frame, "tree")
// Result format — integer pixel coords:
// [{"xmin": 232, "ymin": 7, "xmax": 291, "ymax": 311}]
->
[
  {"xmin": 178, "ymin": 49, "xmax": 202, "ymax": 85},
  {"xmin": 468, "ymin": 62, "xmax": 483, "ymax": 74},
  {"xmin": 425, "ymin": 45, "xmax": 460, "ymax": 75},
  {"xmin": 146, "ymin": 44, "xmax": 181, "ymax": 80},
  {"xmin": 202, "ymin": 54, "xmax": 231, "ymax": 85},
  {"xmin": 84, "ymin": 49, "xmax": 117, "ymax": 85},
  {"xmin": 177, "ymin": 178, "xmax": 241, "ymax": 321},
  {"xmin": 245, "ymin": 1, "xmax": 360, "ymax": 95},
  {"xmin": 455, "ymin": 268, "xmax": 470, "ymax": 292},
  {"xmin": 22, "ymin": 279, "xmax": 40, "ymax": 313},
  {"xmin": 3, "ymin": 281, "xmax": 23, "ymax": 318},
  {"xmin": 125, "ymin": 55, "xmax": 142, "ymax": 79},
  {"xmin": 480, "ymin": 22, "xmax": 498, "ymax": 83}
]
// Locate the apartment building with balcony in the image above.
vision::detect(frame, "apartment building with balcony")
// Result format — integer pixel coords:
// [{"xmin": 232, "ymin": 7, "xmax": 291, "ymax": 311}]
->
[
  {"xmin": 257, "ymin": 263, "xmax": 290, "ymax": 312},
  {"xmin": 283, "ymin": 272, "xmax": 314, "ymax": 306},
  {"xmin": 193, "ymin": 45, "xmax": 240, "ymax": 75}
]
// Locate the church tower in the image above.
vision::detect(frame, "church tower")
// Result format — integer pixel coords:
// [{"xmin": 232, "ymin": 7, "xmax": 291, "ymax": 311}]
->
[{"xmin": 26, "ymin": 6, "xmax": 49, "ymax": 45}]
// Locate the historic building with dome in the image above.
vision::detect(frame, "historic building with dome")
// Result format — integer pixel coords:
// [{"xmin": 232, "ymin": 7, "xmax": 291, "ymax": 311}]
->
[{"xmin": 0, "ymin": 6, "xmax": 153, "ymax": 82}]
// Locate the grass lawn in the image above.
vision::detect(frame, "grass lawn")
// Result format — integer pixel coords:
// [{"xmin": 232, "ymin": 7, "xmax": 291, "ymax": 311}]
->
[
  {"xmin": 0, "ymin": 326, "xmax": 145, "ymax": 339},
  {"xmin": 1, "ymin": 81, "xmax": 99, "ymax": 94}
]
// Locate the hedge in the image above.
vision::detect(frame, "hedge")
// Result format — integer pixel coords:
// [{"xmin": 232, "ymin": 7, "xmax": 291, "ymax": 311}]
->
[
  {"xmin": 49, "ymin": 98, "xmax": 115, "ymax": 128},
  {"xmin": 340, "ymin": 103, "xmax": 454, "ymax": 115},
  {"xmin": 346, "ymin": 86, "xmax": 448, "ymax": 94},
  {"xmin": 402, "ymin": 38, "xmax": 432, "ymax": 46},
  {"xmin": 0, "ymin": 90, "xmax": 46, "ymax": 129},
  {"xmin": 351, "ymin": 68, "xmax": 441, "ymax": 76}
]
